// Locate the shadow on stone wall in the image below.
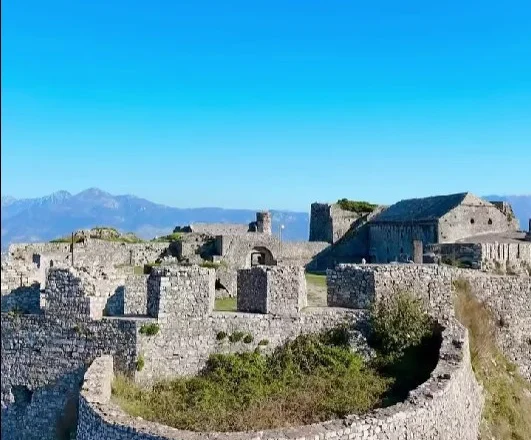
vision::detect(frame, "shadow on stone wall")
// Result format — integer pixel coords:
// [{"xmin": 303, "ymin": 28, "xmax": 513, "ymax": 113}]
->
[
  {"xmin": 104, "ymin": 286, "xmax": 125, "ymax": 316},
  {"xmin": 1, "ymin": 367, "xmax": 85, "ymax": 440},
  {"xmin": 1, "ymin": 283, "xmax": 41, "ymax": 314}
]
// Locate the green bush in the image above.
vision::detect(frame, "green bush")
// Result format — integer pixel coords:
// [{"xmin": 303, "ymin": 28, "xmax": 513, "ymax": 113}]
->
[
  {"xmin": 243, "ymin": 334, "xmax": 253, "ymax": 344},
  {"xmin": 112, "ymin": 328, "xmax": 390, "ymax": 432},
  {"xmin": 337, "ymin": 199, "xmax": 377, "ymax": 213},
  {"xmin": 200, "ymin": 261, "xmax": 221, "ymax": 269},
  {"xmin": 229, "ymin": 331, "xmax": 245, "ymax": 343},
  {"xmin": 152, "ymin": 232, "xmax": 182, "ymax": 242},
  {"xmin": 258, "ymin": 339, "xmax": 269, "ymax": 346},
  {"xmin": 369, "ymin": 291, "xmax": 433, "ymax": 358},
  {"xmin": 136, "ymin": 354, "xmax": 145, "ymax": 372},
  {"xmin": 216, "ymin": 331, "xmax": 227, "ymax": 341},
  {"xmin": 139, "ymin": 323, "xmax": 160, "ymax": 336}
]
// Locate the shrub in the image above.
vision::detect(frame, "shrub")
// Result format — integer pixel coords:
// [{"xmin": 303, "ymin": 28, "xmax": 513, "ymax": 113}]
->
[
  {"xmin": 243, "ymin": 334, "xmax": 253, "ymax": 344},
  {"xmin": 112, "ymin": 328, "xmax": 390, "ymax": 432},
  {"xmin": 229, "ymin": 331, "xmax": 245, "ymax": 343},
  {"xmin": 369, "ymin": 291, "xmax": 433, "ymax": 358},
  {"xmin": 337, "ymin": 199, "xmax": 377, "ymax": 214},
  {"xmin": 139, "ymin": 323, "xmax": 160, "ymax": 336},
  {"xmin": 200, "ymin": 261, "xmax": 221, "ymax": 269},
  {"xmin": 216, "ymin": 331, "xmax": 227, "ymax": 341},
  {"xmin": 152, "ymin": 232, "xmax": 182, "ymax": 242},
  {"xmin": 136, "ymin": 354, "xmax": 145, "ymax": 372},
  {"xmin": 258, "ymin": 339, "xmax": 269, "ymax": 346}
]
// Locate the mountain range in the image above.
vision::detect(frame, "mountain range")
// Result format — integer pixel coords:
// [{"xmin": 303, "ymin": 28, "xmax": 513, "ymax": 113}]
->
[
  {"xmin": 0, "ymin": 188, "xmax": 310, "ymax": 249},
  {"xmin": 1, "ymin": 189, "xmax": 529, "ymax": 250}
]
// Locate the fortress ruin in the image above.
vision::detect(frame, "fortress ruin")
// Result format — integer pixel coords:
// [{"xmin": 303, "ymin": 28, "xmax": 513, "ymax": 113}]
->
[{"xmin": 1, "ymin": 191, "xmax": 530, "ymax": 440}]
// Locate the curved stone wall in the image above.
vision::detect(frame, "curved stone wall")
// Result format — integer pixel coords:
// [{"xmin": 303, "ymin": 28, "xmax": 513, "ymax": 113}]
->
[{"xmin": 77, "ymin": 318, "xmax": 483, "ymax": 440}]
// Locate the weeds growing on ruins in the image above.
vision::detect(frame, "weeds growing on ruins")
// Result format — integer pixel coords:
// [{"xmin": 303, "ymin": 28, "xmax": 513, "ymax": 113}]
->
[
  {"xmin": 112, "ymin": 292, "xmax": 440, "ymax": 431},
  {"xmin": 454, "ymin": 279, "xmax": 531, "ymax": 440}
]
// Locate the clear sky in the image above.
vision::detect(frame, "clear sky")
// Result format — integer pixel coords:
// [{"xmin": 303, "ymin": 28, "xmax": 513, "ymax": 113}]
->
[{"xmin": 2, "ymin": 1, "xmax": 530, "ymax": 211}]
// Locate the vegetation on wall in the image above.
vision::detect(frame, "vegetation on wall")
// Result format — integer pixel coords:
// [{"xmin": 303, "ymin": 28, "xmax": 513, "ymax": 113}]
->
[
  {"xmin": 337, "ymin": 199, "xmax": 378, "ymax": 214},
  {"xmin": 152, "ymin": 232, "xmax": 182, "ymax": 242},
  {"xmin": 454, "ymin": 279, "xmax": 531, "ymax": 440},
  {"xmin": 112, "ymin": 292, "xmax": 439, "ymax": 431},
  {"xmin": 139, "ymin": 323, "xmax": 160, "ymax": 336}
]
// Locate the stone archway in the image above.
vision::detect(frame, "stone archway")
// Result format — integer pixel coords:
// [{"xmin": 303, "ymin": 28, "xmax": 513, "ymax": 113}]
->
[{"xmin": 249, "ymin": 246, "xmax": 276, "ymax": 267}]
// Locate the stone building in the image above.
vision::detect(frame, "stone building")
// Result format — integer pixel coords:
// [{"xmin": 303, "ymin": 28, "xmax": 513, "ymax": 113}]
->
[
  {"xmin": 309, "ymin": 203, "xmax": 365, "ymax": 244},
  {"xmin": 368, "ymin": 192, "xmax": 520, "ymax": 263}
]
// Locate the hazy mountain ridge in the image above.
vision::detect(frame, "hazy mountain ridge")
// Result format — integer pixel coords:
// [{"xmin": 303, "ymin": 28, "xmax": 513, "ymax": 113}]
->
[
  {"xmin": 1, "ymin": 190, "xmax": 529, "ymax": 250},
  {"xmin": 0, "ymin": 189, "xmax": 310, "ymax": 248}
]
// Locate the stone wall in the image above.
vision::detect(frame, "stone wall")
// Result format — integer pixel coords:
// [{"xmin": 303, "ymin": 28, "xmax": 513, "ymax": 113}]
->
[
  {"xmin": 237, "ymin": 266, "xmax": 307, "ymax": 315},
  {"xmin": 327, "ymin": 264, "xmax": 531, "ymax": 380},
  {"xmin": 368, "ymin": 223, "xmax": 438, "ymax": 263},
  {"xmin": 438, "ymin": 195, "xmax": 519, "ymax": 243},
  {"xmin": 8, "ymin": 240, "xmax": 168, "ymax": 272},
  {"xmin": 426, "ymin": 241, "xmax": 531, "ymax": 274},
  {"xmin": 123, "ymin": 275, "xmax": 149, "ymax": 315},
  {"xmin": 309, "ymin": 203, "xmax": 362, "ymax": 244},
  {"xmin": 78, "ymin": 319, "xmax": 482, "ymax": 440}
]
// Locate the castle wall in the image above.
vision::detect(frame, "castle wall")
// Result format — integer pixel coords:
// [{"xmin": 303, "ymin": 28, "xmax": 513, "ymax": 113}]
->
[
  {"xmin": 135, "ymin": 265, "xmax": 360, "ymax": 383},
  {"xmin": 368, "ymin": 223, "xmax": 438, "ymax": 263},
  {"xmin": 309, "ymin": 203, "xmax": 333, "ymax": 242},
  {"xmin": 439, "ymin": 195, "xmax": 519, "ymax": 243},
  {"xmin": 426, "ymin": 241, "xmax": 531, "ymax": 274},
  {"xmin": 8, "ymin": 241, "xmax": 168, "ymax": 270},
  {"xmin": 77, "ymin": 319, "xmax": 482, "ymax": 440},
  {"xmin": 237, "ymin": 266, "xmax": 307, "ymax": 315},
  {"xmin": 188, "ymin": 223, "xmax": 251, "ymax": 235},
  {"xmin": 309, "ymin": 203, "xmax": 362, "ymax": 244},
  {"xmin": 327, "ymin": 264, "xmax": 531, "ymax": 380},
  {"xmin": 123, "ymin": 275, "xmax": 149, "ymax": 315}
]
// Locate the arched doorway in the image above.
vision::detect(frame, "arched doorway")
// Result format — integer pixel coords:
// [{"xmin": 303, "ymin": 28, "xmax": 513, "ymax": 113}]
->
[{"xmin": 249, "ymin": 246, "xmax": 276, "ymax": 267}]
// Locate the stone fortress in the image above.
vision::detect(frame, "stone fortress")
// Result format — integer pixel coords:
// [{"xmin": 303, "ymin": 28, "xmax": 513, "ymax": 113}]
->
[{"xmin": 1, "ymin": 191, "xmax": 530, "ymax": 440}]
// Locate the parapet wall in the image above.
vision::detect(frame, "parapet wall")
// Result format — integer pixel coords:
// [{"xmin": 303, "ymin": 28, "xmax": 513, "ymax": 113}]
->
[
  {"xmin": 327, "ymin": 264, "xmax": 531, "ymax": 380},
  {"xmin": 78, "ymin": 318, "xmax": 482, "ymax": 440}
]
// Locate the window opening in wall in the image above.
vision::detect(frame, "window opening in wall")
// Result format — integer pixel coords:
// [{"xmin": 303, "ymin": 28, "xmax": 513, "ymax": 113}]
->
[
  {"xmin": 49, "ymin": 260, "xmax": 54, "ymax": 268},
  {"xmin": 488, "ymin": 219, "xmax": 493, "ymax": 225},
  {"xmin": 12, "ymin": 385, "xmax": 33, "ymax": 408},
  {"xmin": 470, "ymin": 219, "xmax": 475, "ymax": 224}
]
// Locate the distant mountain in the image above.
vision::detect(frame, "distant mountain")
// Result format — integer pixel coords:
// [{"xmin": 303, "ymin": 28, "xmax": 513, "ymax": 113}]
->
[
  {"xmin": 484, "ymin": 195, "xmax": 531, "ymax": 231},
  {"xmin": 2, "ymin": 189, "xmax": 529, "ymax": 250},
  {"xmin": 0, "ymin": 188, "xmax": 310, "ymax": 249}
]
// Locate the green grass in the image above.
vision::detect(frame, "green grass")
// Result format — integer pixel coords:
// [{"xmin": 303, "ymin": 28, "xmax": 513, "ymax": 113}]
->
[
  {"xmin": 113, "ymin": 293, "xmax": 440, "ymax": 432},
  {"xmin": 305, "ymin": 273, "xmax": 326, "ymax": 288},
  {"xmin": 454, "ymin": 278, "xmax": 531, "ymax": 440},
  {"xmin": 214, "ymin": 297, "xmax": 237, "ymax": 312},
  {"xmin": 336, "ymin": 199, "xmax": 378, "ymax": 214},
  {"xmin": 152, "ymin": 232, "xmax": 183, "ymax": 242}
]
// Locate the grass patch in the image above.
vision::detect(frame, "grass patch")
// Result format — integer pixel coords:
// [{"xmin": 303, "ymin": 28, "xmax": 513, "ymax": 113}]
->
[
  {"xmin": 336, "ymin": 199, "xmax": 378, "ymax": 214},
  {"xmin": 113, "ymin": 293, "xmax": 440, "ymax": 432},
  {"xmin": 305, "ymin": 273, "xmax": 326, "ymax": 288},
  {"xmin": 152, "ymin": 232, "xmax": 183, "ymax": 242},
  {"xmin": 214, "ymin": 297, "xmax": 237, "ymax": 312},
  {"xmin": 139, "ymin": 323, "xmax": 160, "ymax": 336},
  {"xmin": 454, "ymin": 279, "xmax": 531, "ymax": 440}
]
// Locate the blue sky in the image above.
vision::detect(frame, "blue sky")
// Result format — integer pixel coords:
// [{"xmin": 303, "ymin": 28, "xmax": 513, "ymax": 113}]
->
[{"xmin": 2, "ymin": 1, "xmax": 530, "ymax": 211}]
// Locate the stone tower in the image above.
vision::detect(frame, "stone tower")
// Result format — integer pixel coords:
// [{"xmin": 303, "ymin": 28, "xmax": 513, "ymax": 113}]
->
[{"xmin": 256, "ymin": 211, "xmax": 272, "ymax": 235}]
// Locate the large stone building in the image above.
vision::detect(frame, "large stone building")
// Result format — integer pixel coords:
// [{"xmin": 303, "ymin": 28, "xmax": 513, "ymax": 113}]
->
[{"xmin": 368, "ymin": 192, "xmax": 520, "ymax": 263}]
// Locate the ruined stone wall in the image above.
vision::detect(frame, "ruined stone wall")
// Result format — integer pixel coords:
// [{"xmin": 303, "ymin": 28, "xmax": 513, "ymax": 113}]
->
[
  {"xmin": 134, "ymin": 266, "xmax": 361, "ymax": 383},
  {"xmin": 237, "ymin": 266, "xmax": 307, "ymax": 315},
  {"xmin": 188, "ymin": 223, "xmax": 251, "ymax": 235},
  {"xmin": 1, "ymin": 267, "xmax": 143, "ymax": 440},
  {"xmin": 123, "ymin": 275, "xmax": 149, "ymax": 315},
  {"xmin": 327, "ymin": 264, "xmax": 531, "ymax": 380},
  {"xmin": 78, "ymin": 318, "xmax": 482, "ymax": 440},
  {"xmin": 439, "ymin": 197, "xmax": 519, "ymax": 243},
  {"xmin": 8, "ymin": 241, "xmax": 168, "ymax": 271},
  {"xmin": 368, "ymin": 223, "xmax": 438, "ymax": 263},
  {"xmin": 309, "ymin": 203, "xmax": 362, "ymax": 244},
  {"xmin": 426, "ymin": 242, "xmax": 531, "ymax": 274}
]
